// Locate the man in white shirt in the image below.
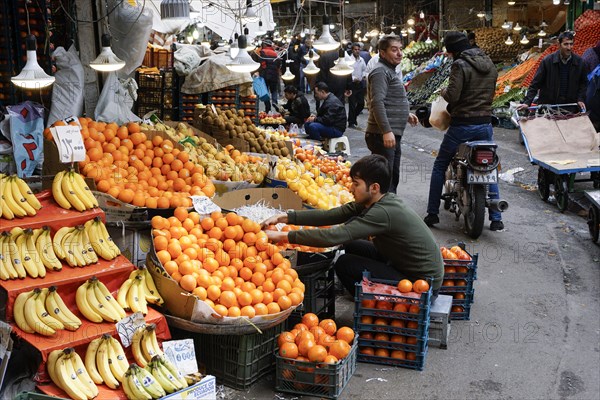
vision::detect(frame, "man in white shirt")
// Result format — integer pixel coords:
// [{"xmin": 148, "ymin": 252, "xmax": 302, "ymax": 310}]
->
[{"xmin": 348, "ymin": 43, "xmax": 367, "ymax": 128}]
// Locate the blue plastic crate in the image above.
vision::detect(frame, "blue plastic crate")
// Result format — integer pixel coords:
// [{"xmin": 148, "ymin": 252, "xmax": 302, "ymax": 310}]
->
[
  {"xmin": 449, "ymin": 303, "xmax": 472, "ymax": 320},
  {"xmin": 439, "ymin": 276, "xmax": 475, "ymax": 293},
  {"xmin": 443, "ymin": 252, "xmax": 478, "ymax": 280},
  {"xmin": 358, "ymin": 333, "xmax": 428, "ymax": 354},
  {"xmin": 450, "ymin": 287, "xmax": 475, "ymax": 307},
  {"xmin": 357, "ymin": 345, "xmax": 428, "ymax": 371},
  {"xmin": 353, "ymin": 314, "xmax": 431, "ymax": 340}
]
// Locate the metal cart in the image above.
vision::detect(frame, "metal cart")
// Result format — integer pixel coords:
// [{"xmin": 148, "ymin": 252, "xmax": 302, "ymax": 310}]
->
[
  {"xmin": 585, "ymin": 190, "xmax": 600, "ymax": 243},
  {"xmin": 515, "ymin": 105, "xmax": 600, "ymax": 212}
]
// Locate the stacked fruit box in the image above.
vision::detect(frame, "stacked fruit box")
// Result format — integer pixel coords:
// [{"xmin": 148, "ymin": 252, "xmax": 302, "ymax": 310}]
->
[
  {"xmin": 439, "ymin": 245, "xmax": 478, "ymax": 320},
  {"xmin": 179, "ymin": 93, "xmax": 203, "ymax": 122},
  {"xmin": 353, "ymin": 274, "xmax": 432, "ymax": 371},
  {"xmin": 208, "ymin": 86, "xmax": 239, "ymax": 111},
  {"xmin": 135, "ymin": 69, "xmax": 176, "ymax": 120},
  {"xmin": 238, "ymin": 95, "xmax": 260, "ymax": 124}
]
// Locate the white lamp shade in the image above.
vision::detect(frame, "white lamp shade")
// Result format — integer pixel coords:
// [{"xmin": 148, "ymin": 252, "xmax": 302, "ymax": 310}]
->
[
  {"xmin": 520, "ymin": 35, "xmax": 529, "ymax": 44},
  {"xmin": 226, "ymin": 35, "xmax": 260, "ymax": 73},
  {"xmin": 303, "ymin": 51, "xmax": 320, "ymax": 61},
  {"xmin": 11, "ymin": 35, "xmax": 55, "ymax": 89},
  {"xmin": 90, "ymin": 35, "xmax": 126, "ymax": 72},
  {"xmin": 161, "ymin": 0, "xmax": 189, "ymax": 20},
  {"xmin": 330, "ymin": 51, "xmax": 353, "ymax": 76},
  {"xmin": 505, "ymin": 35, "xmax": 514, "ymax": 45},
  {"xmin": 313, "ymin": 16, "xmax": 340, "ymax": 52},
  {"xmin": 282, "ymin": 69, "xmax": 295, "ymax": 80},
  {"xmin": 241, "ymin": 0, "xmax": 259, "ymax": 23},
  {"xmin": 303, "ymin": 59, "xmax": 320, "ymax": 75}
]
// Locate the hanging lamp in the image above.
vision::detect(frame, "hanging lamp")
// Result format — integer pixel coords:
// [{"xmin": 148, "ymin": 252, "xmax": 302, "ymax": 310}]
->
[
  {"xmin": 12, "ymin": 34, "xmax": 55, "ymax": 88},
  {"xmin": 313, "ymin": 15, "xmax": 340, "ymax": 51},
  {"xmin": 160, "ymin": 0, "xmax": 189, "ymax": 20},
  {"xmin": 330, "ymin": 49, "xmax": 353, "ymax": 76},
  {"xmin": 90, "ymin": 34, "xmax": 126, "ymax": 72},
  {"xmin": 226, "ymin": 35, "xmax": 260, "ymax": 73},
  {"xmin": 505, "ymin": 35, "xmax": 514, "ymax": 45},
  {"xmin": 520, "ymin": 34, "xmax": 529, "ymax": 44},
  {"xmin": 241, "ymin": 0, "xmax": 259, "ymax": 24},
  {"xmin": 303, "ymin": 50, "xmax": 320, "ymax": 75},
  {"xmin": 255, "ymin": 20, "xmax": 267, "ymax": 36},
  {"xmin": 303, "ymin": 48, "xmax": 320, "ymax": 61}
]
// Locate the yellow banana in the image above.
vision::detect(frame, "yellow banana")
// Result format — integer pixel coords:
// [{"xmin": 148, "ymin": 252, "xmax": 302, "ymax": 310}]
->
[
  {"xmin": 61, "ymin": 171, "xmax": 87, "ymax": 211},
  {"xmin": 84, "ymin": 337, "xmax": 104, "ymax": 385},
  {"xmin": 2, "ymin": 176, "xmax": 28, "ymax": 217},
  {"xmin": 0, "ymin": 234, "xmax": 18, "ymax": 279},
  {"xmin": 23, "ymin": 228, "xmax": 45, "ymax": 278},
  {"xmin": 75, "ymin": 281, "xmax": 103, "ymax": 323},
  {"xmin": 0, "ymin": 194, "xmax": 15, "ymax": 219},
  {"xmin": 13, "ymin": 290, "xmax": 35, "ymax": 333},
  {"xmin": 96, "ymin": 336, "xmax": 120, "ymax": 389},
  {"xmin": 158, "ymin": 355, "xmax": 188, "ymax": 389},
  {"xmin": 141, "ymin": 324, "xmax": 163, "ymax": 363},
  {"xmin": 125, "ymin": 365, "xmax": 152, "ymax": 400},
  {"xmin": 14, "ymin": 229, "xmax": 38, "ymax": 278},
  {"xmin": 46, "ymin": 349, "xmax": 64, "ymax": 389},
  {"xmin": 117, "ymin": 278, "xmax": 134, "ymax": 310},
  {"xmin": 95, "ymin": 216, "xmax": 121, "ymax": 258},
  {"xmin": 142, "ymin": 267, "xmax": 164, "ymax": 305},
  {"xmin": 149, "ymin": 360, "xmax": 179, "ymax": 393},
  {"xmin": 131, "ymin": 325, "xmax": 149, "ymax": 367},
  {"xmin": 62, "ymin": 227, "xmax": 86, "ymax": 267},
  {"xmin": 37, "ymin": 288, "xmax": 65, "ymax": 330},
  {"xmin": 52, "ymin": 226, "xmax": 73, "ymax": 260},
  {"xmin": 52, "ymin": 171, "xmax": 72, "ymax": 210},
  {"xmin": 36, "ymin": 226, "xmax": 62, "ymax": 271},
  {"xmin": 94, "ymin": 278, "xmax": 126, "ymax": 320},
  {"xmin": 63, "ymin": 349, "xmax": 94, "ymax": 399},
  {"xmin": 71, "ymin": 171, "xmax": 98, "ymax": 208},
  {"xmin": 0, "ymin": 234, "xmax": 11, "ymax": 280},
  {"xmin": 105, "ymin": 334, "xmax": 126, "ymax": 382},
  {"xmin": 86, "ymin": 278, "xmax": 119, "ymax": 323},
  {"xmin": 53, "ymin": 351, "xmax": 88, "ymax": 400},
  {"xmin": 85, "ymin": 218, "xmax": 115, "ymax": 260},
  {"xmin": 13, "ymin": 175, "xmax": 42, "ymax": 210},
  {"xmin": 69, "ymin": 347, "xmax": 99, "ymax": 399},
  {"xmin": 80, "ymin": 227, "xmax": 98, "ymax": 265},
  {"xmin": 108, "ymin": 336, "xmax": 130, "ymax": 378},
  {"xmin": 23, "ymin": 288, "xmax": 57, "ymax": 336},
  {"xmin": 45, "ymin": 286, "xmax": 81, "ymax": 331},
  {"xmin": 133, "ymin": 363, "xmax": 166, "ymax": 399}
]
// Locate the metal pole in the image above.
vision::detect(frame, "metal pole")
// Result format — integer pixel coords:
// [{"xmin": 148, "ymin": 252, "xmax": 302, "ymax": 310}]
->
[{"xmin": 438, "ymin": 0, "xmax": 443, "ymax": 49}]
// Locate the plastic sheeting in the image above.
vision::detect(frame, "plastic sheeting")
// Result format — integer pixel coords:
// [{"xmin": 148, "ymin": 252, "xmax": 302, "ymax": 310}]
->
[{"xmin": 48, "ymin": 45, "xmax": 85, "ymax": 126}]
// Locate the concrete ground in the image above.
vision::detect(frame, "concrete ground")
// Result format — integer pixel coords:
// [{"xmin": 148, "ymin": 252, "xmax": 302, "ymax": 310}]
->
[{"xmin": 220, "ymin": 95, "xmax": 600, "ymax": 399}]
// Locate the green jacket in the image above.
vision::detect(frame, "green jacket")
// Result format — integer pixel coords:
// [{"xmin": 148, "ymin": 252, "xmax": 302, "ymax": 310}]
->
[{"xmin": 287, "ymin": 193, "xmax": 444, "ymax": 290}]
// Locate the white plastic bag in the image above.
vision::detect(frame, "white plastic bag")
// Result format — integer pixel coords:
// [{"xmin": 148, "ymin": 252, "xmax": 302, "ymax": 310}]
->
[
  {"xmin": 429, "ymin": 96, "xmax": 451, "ymax": 131},
  {"xmin": 48, "ymin": 45, "xmax": 84, "ymax": 127},
  {"xmin": 94, "ymin": 72, "xmax": 141, "ymax": 124}
]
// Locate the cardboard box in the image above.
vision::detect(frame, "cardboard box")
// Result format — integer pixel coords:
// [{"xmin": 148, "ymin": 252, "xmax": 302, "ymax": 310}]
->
[
  {"xmin": 212, "ymin": 187, "xmax": 302, "ymax": 211},
  {"xmin": 106, "ymin": 221, "xmax": 152, "ymax": 267},
  {"xmin": 162, "ymin": 375, "xmax": 216, "ymax": 400}
]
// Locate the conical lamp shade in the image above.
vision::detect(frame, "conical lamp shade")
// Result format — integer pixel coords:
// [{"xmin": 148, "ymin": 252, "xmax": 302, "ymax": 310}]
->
[
  {"xmin": 161, "ymin": 0, "xmax": 189, "ymax": 20},
  {"xmin": 226, "ymin": 35, "xmax": 260, "ymax": 73},
  {"xmin": 12, "ymin": 35, "xmax": 55, "ymax": 89},
  {"xmin": 303, "ymin": 50, "xmax": 320, "ymax": 61},
  {"xmin": 282, "ymin": 69, "xmax": 295, "ymax": 80},
  {"xmin": 90, "ymin": 34, "xmax": 126, "ymax": 72},
  {"xmin": 313, "ymin": 16, "xmax": 340, "ymax": 52},
  {"xmin": 334, "ymin": 51, "xmax": 355, "ymax": 66},
  {"xmin": 330, "ymin": 58, "xmax": 353, "ymax": 76},
  {"xmin": 303, "ymin": 59, "xmax": 320, "ymax": 75}
]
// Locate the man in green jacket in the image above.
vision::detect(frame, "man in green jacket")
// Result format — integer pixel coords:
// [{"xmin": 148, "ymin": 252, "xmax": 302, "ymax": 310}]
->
[{"xmin": 262, "ymin": 154, "xmax": 443, "ymax": 297}]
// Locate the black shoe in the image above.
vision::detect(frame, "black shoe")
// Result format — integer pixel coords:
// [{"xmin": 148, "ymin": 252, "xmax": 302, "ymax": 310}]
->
[
  {"xmin": 490, "ymin": 221, "xmax": 504, "ymax": 231},
  {"xmin": 424, "ymin": 214, "xmax": 439, "ymax": 226},
  {"xmin": 348, "ymin": 123, "xmax": 357, "ymax": 128}
]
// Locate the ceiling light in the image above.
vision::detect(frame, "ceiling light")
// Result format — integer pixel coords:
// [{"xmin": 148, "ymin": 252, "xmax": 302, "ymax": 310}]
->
[
  {"xmin": 303, "ymin": 49, "xmax": 320, "ymax": 61},
  {"xmin": 226, "ymin": 35, "xmax": 260, "ymax": 73},
  {"xmin": 513, "ymin": 22, "xmax": 522, "ymax": 31},
  {"xmin": 538, "ymin": 29, "xmax": 547, "ymax": 37},
  {"xmin": 540, "ymin": 20, "xmax": 548, "ymax": 28},
  {"xmin": 334, "ymin": 51, "xmax": 355, "ymax": 66},
  {"xmin": 390, "ymin": 24, "xmax": 397, "ymax": 30},
  {"xmin": 255, "ymin": 20, "xmax": 266, "ymax": 36},
  {"xmin": 241, "ymin": 0, "xmax": 259, "ymax": 24},
  {"xmin": 552, "ymin": 0, "xmax": 560, "ymax": 4},
  {"xmin": 407, "ymin": 17, "xmax": 415, "ymax": 26},
  {"xmin": 313, "ymin": 15, "xmax": 340, "ymax": 51},
  {"xmin": 11, "ymin": 34, "xmax": 55, "ymax": 88},
  {"xmin": 477, "ymin": 11, "xmax": 485, "ymax": 18},
  {"xmin": 564, "ymin": 0, "xmax": 570, "ymax": 4},
  {"xmin": 330, "ymin": 49, "xmax": 353, "ymax": 76},
  {"xmin": 505, "ymin": 35, "xmax": 514, "ymax": 45},
  {"xmin": 356, "ymin": 29, "xmax": 361, "ymax": 34},
  {"xmin": 508, "ymin": 0, "xmax": 515, "ymax": 5},
  {"xmin": 407, "ymin": 27, "xmax": 415, "ymax": 34},
  {"xmin": 90, "ymin": 34, "xmax": 126, "ymax": 72},
  {"xmin": 425, "ymin": 36, "xmax": 432, "ymax": 44},
  {"xmin": 160, "ymin": 0, "xmax": 190, "ymax": 20},
  {"xmin": 281, "ymin": 69, "xmax": 295, "ymax": 80},
  {"xmin": 186, "ymin": 34, "xmax": 194, "ymax": 44},
  {"xmin": 303, "ymin": 50, "xmax": 320, "ymax": 75},
  {"xmin": 192, "ymin": 29, "xmax": 199, "ymax": 39},
  {"xmin": 520, "ymin": 34, "xmax": 529, "ymax": 44},
  {"xmin": 419, "ymin": 10, "xmax": 425, "ymax": 19},
  {"xmin": 502, "ymin": 20, "xmax": 510, "ymax": 29}
]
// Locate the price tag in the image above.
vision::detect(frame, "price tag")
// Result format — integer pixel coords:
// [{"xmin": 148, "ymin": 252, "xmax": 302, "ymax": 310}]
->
[
  {"xmin": 162, "ymin": 339, "xmax": 198, "ymax": 375},
  {"xmin": 52, "ymin": 125, "xmax": 86, "ymax": 163},
  {"xmin": 61, "ymin": 116, "xmax": 82, "ymax": 129},
  {"xmin": 191, "ymin": 196, "xmax": 220, "ymax": 215},
  {"xmin": 116, "ymin": 312, "xmax": 146, "ymax": 347}
]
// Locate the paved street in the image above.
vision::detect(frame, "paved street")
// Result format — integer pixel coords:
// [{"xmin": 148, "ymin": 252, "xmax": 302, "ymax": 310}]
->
[{"xmin": 223, "ymin": 100, "xmax": 600, "ymax": 400}]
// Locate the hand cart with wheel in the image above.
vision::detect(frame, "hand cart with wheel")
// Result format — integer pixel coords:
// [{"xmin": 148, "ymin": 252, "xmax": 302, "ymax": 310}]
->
[
  {"xmin": 585, "ymin": 190, "xmax": 600, "ymax": 243},
  {"xmin": 514, "ymin": 104, "xmax": 600, "ymax": 212}
]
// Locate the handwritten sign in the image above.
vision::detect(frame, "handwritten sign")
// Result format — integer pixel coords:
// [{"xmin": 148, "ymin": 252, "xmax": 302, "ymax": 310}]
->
[
  {"xmin": 116, "ymin": 312, "xmax": 146, "ymax": 347},
  {"xmin": 52, "ymin": 125, "xmax": 86, "ymax": 163},
  {"xmin": 162, "ymin": 339, "xmax": 198, "ymax": 375},
  {"xmin": 191, "ymin": 196, "xmax": 220, "ymax": 215}
]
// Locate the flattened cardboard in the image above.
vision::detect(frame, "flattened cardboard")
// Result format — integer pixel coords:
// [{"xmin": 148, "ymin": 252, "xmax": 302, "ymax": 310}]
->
[{"xmin": 213, "ymin": 187, "xmax": 302, "ymax": 211}]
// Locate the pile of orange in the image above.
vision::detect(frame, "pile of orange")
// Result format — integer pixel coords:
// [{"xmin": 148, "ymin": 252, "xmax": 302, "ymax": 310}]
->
[
  {"xmin": 441, "ymin": 245, "xmax": 472, "ymax": 261},
  {"xmin": 277, "ymin": 313, "xmax": 354, "ymax": 365},
  {"xmin": 294, "ymin": 148, "xmax": 352, "ymax": 190},
  {"xmin": 53, "ymin": 118, "xmax": 216, "ymax": 208},
  {"xmin": 397, "ymin": 279, "xmax": 430, "ymax": 294},
  {"xmin": 152, "ymin": 208, "xmax": 304, "ymax": 318}
]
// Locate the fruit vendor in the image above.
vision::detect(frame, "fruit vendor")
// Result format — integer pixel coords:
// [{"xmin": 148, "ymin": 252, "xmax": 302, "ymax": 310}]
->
[
  {"xmin": 304, "ymin": 82, "xmax": 348, "ymax": 140},
  {"xmin": 261, "ymin": 154, "xmax": 444, "ymax": 300},
  {"xmin": 282, "ymin": 85, "xmax": 311, "ymax": 126}
]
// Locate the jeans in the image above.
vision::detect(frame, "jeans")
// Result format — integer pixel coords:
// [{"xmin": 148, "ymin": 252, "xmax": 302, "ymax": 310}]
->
[
  {"xmin": 348, "ymin": 81, "xmax": 365, "ymax": 125},
  {"xmin": 304, "ymin": 122, "xmax": 343, "ymax": 140},
  {"xmin": 264, "ymin": 79, "xmax": 279, "ymax": 112},
  {"xmin": 365, "ymin": 133, "xmax": 401, "ymax": 194},
  {"xmin": 426, "ymin": 123, "xmax": 502, "ymax": 221}
]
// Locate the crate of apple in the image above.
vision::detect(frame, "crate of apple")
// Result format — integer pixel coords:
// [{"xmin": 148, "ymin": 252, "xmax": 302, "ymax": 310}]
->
[{"xmin": 259, "ymin": 112, "xmax": 286, "ymax": 125}]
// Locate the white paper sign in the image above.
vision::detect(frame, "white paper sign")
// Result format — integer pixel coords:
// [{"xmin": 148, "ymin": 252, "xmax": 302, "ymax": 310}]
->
[
  {"xmin": 61, "ymin": 116, "xmax": 82, "ymax": 129},
  {"xmin": 52, "ymin": 125, "xmax": 86, "ymax": 163},
  {"xmin": 116, "ymin": 312, "xmax": 146, "ymax": 347},
  {"xmin": 191, "ymin": 196, "xmax": 221, "ymax": 215},
  {"xmin": 162, "ymin": 339, "xmax": 198, "ymax": 375},
  {"xmin": 0, "ymin": 321, "xmax": 11, "ymax": 360}
]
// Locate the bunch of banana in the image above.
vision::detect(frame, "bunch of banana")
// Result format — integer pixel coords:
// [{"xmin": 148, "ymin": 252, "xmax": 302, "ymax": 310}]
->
[
  {"xmin": 34, "ymin": 226, "xmax": 63, "ymax": 272},
  {"xmin": 52, "ymin": 169, "xmax": 98, "ymax": 211},
  {"xmin": 0, "ymin": 173, "xmax": 42, "ymax": 219},
  {"xmin": 122, "ymin": 363, "xmax": 166, "ymax": 400},
  {"xmin": 0, "ymin": 228, "xmax": 46, "ymax": 279},
  {"xmin": 47, "ymin": 347, "xmax": 99, "ymax": 400},
  {"xmin": 146, "ymin": 354, "xmax": 188, "ymax": 394},
  {"xmin": 45, "ymin": 286, "xmax": 82, "ymax": 331},
  {"xmin": 0, "ymin": 231, "xmax": 25, "ymax": 280},
  {"xmin": 117, "ymin": 266, "xmax": 164, "ymax": 313},
  {"xmin": 53, "ymin": 225, "xmax": 98, "ymax": 267},
  {"xmin": 84, "ymin": 216, "xmax": 120, "ymax": 260},
  {"xmin": 13, "ymin": 288, "xmax": 64, "ymax": 336},
  {"xmin": 85, "ymin": 334, "xmax": 129, "ymax": 389},
  {"xmin": 75, "ymin": 277, "xmax": 126, "ymax": 323},
  {"xmin": 131, "ymin": 324, "xmax": 164, "ymax": 368}
]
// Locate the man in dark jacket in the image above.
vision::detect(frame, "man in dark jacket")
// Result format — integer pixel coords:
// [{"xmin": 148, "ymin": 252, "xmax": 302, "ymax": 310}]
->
[
  {"xmin": 259, "ymin": 40, "xmax": 281, "ymax": 113},
  {"xmin": 424, "ymin": 31, "xmax": 504, "ymax": 231},
  {"xmin": 261, "ymin": 154, "xmax": 444, "ymax": 298},
  {"xmin": 519, "ymin": 32, "xmax": 587, "ymax": 113},
  {"xmin": 282, "ymin": 85, "xmax": 310, "ymax": 126},
  {"xmin": 304, "ymin": 82, "xmax": 346, "ymax": 140},
  {"xmin": 366, "ymin": 35, "xmax": 418, "ymax": 194}
]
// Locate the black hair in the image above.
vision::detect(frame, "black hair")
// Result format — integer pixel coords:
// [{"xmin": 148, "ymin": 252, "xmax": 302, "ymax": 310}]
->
[
  {"xmin": 314, "ymin": 81, "xmax": 330, "ymax": 92},
  {"xmin": 352, "ymin": 42, "xmax": 361, "ymax": 49},
  {"xmin": 349, "ymin": 154, "xmax": 391, "ymax": 193},
  {"xmin": 467, "ymin": 32, "xmax": 476, "ymax": 41},
  {"xmin": 377, "ymin": 35, "xmax": 402, "ymax": 52},
  {"xmin": 558, "ymin": 31, "xmax": 574, "ymax": 43},
  {"xmin": 283, "ymin": 85, "xmax": 298, "ymax": 94}
]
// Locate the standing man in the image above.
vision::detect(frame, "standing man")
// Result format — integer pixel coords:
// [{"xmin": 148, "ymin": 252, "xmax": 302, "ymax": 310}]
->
[
  {"xmin": 304, "ymin": 82, "xmax": 346, "ymax": 140},
  {"xmin": 518, "ymin": 31, "xmax": 587, "ymax": 113},
  {"xmin": 424, "ymin": 32, "xmax": 504, "ymax": 231},
  {"xmin": 366, "ymin": 35, "xmax": 418, "ymax": 194},
  {"xmin": 258, "ymin": 40, "xmax": 281, "ymax": 113},
  {"xmin": 261, "ymin": 154, "xmax": 444, "ymax": 298},
  {"xmin": 348, "ymin": 42, "xmax": 367, "ymax": 129}
]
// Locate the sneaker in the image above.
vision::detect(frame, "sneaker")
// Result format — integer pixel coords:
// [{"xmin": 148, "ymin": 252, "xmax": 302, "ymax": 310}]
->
[
  {"xmin": 424, "ymin": 214, "xmax": 439, "ymax": 226},
  {"xmin": 490, "ymin": 221, "xmax": 504, "ymax": 231},
  {"xmin": 348, "ymin": 123, "xmax": 357, "ymax": 129}
]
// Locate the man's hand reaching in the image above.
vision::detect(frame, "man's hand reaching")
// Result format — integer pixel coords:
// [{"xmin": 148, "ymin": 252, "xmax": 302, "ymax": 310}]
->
[{"xmin": 260, "ymin": 213, "xmax": 288, "ymax": 229}]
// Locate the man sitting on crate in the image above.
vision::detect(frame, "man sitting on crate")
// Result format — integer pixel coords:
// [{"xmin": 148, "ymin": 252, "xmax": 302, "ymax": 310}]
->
[
  {"xmin": 282, "ymin": 85, "xmax": 311, "ymax": 127},
  {"xmin": 261, "ymin": 154, "xmax": 444, "ymax": 300}
]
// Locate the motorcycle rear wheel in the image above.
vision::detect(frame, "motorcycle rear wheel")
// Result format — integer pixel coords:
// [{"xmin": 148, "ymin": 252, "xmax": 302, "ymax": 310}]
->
[{"xmin": 464, "ymin": 186, "xmax": 486, "ymax": 239}]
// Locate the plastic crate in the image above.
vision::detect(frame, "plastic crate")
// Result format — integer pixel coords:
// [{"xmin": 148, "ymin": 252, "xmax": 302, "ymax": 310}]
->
[
  {"xmin": 443, "ymin": 252, "xmax": 478, "ymax": 280},
  {"xmin": 170, "ymin": 322, "xmax": 284, "ymax": 389},
  {"xmin": 353, "ymin": 273, "xmax": 432, "ymax": 370},
  {"xmin": 14, "ymin": 392, "xmax": 64, "ymax": 400},
  {"xmin": 275, "ymin": 341, "xmax": 358, "ymax": 399}
]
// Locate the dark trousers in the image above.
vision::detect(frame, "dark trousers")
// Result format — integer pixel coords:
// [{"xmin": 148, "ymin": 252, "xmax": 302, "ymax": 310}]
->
[
  {"xmin": 264, "ymin": 79, "xmax": 279, "ymax": 112},
  {"xmin": 365, "ymin": 133, "xmax": 401, "ymax": 194},
  {"xmin": 348, "ymin": 81, "xmax": 365, "ymax": 125}
]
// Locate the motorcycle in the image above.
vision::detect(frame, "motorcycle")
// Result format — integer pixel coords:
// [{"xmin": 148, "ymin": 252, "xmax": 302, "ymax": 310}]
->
[{"xmin": 442, "ymin": 141, "xmax": 509, "ymax": 239}]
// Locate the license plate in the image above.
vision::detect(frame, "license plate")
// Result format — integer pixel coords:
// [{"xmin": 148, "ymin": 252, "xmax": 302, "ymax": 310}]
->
[{"xmin": 467, "ymin": 169, "xmax": 498, "ymax": 184}]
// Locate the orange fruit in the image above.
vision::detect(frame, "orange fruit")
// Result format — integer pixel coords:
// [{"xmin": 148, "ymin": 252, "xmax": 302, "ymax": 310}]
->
[
  {"xmin": 319, "ymin": 319, "xmax": 337, "ymax": 336},
  {"xmin": 375, "ymin": 348, "xmax": 390, "ymax": 358},
  {"xmin": 328, "ymin": 340, "xmax": 351, "ymax": 360},
  {"xmin": 307, "ymin": 345, "xmax": 328, "ymax": 363},
  {"xmin": 278, "ymin": 331, "xmax": 296, "ymax": 348},
  {"xmin": 413, "ymin": 279, "xmax": 430, "ymax": 293},
  {"xmin": 297, "ymin": 338, "xmax": 316, "ymax": 357},
  {"xmin": 397, "ymin": 279, "xmax": 413, "ymax": 293},
  {"xmin": 277, "ymin": 295, "xmax": 292, "ymax": 310},
  {"xmin": 336, "ymin": 327, "xmax": 355, "ymax": 344},
  {"xmin": 360, "ymin": 347, "xmax": 375, "ymax": 356},
  {"xmin": 301, "ymin": 313, "xmax": 319, "ymax": 329},
  {"xmin": 266, "ymin": 302, "xmax": 281, "ymax": 314},
  {"xmin": 279, "ymin": 342, "xmax": 299, "ymax": 359},
  {"xmin": 179, "ymin": 274, "xmax": 197, "ymax": 292},
  {"xmin": 240, "ymin": 305, "xmax": 256, "ymax": 318}
]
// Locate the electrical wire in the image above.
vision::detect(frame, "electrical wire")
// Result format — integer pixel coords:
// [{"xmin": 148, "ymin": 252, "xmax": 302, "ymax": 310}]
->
[{"xmin": 57, "ymin": 0, "xmax": 127, "ymax": 24}]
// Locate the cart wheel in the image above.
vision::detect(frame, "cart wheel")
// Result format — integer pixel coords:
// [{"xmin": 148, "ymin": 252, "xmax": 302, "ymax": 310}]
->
[
  {"xmin": 589, "ymin": 205, "xmax": 600, "ymax": 243},
  {"xmin": 537, "ymin": 168, "xmax": 550, "ymax": 201},
  {"xmin": 592, "ymin": 172, "xmax": 600, "ymax": 189},
  {"xmin": 554, "ymin": 175, "xmax": 569, "ymax": 212}
]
